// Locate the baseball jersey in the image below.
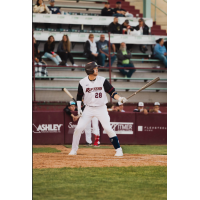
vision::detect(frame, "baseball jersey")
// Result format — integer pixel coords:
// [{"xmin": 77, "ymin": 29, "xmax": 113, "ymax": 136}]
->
[{"xmin": 77, "ymin": 76, "xmax": 115, "ymax": 107}]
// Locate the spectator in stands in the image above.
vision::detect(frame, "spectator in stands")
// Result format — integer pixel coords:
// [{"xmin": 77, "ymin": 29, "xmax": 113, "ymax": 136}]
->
[
  {"xmin": 132, "ymin": 18, "xmax": 149, "ymax": 53},
  {"xmin": 44, "ymin": 35, "xmax": 64, "ymax": 66},
  {"xmin": 57, "ymin": 35, "xmax": 78, "ymax": 66},
  {"xmin": 149, "ymin": 102, "xmax": 162, "ymax": 113},
  {"xmin": 107, "ymin": 102, "xmax": 114, "ymax": 111},
  {"xmin": 84, "ymin": 34, "xmax": 101, "ymax": 64},
  {"xmin": 34, "ymin": 37, "xmax": 46, "ymax": 65},
  {"xmin": 154, "ymin": 38, "xmax": 167, "ymax": 68},
  {"xmin": 108, "ymin": 17, "xmax": 122, "ymax": 34},
  {"xmin": 33, "ymin": 0, "xmax": 50, "ymax": 14},
  {"xmin": 64, "ymin": 101, "xmax": 80, "ymax": 122},
  {"xmin": 113, "ymin": 1, "xmax": 133, "ymax": 18},
  {"xmin": 121, "ymin": 20, "xmax": 133, "ymax": 34},
  {"xmin": 117, "ymin": 102, "xmax": 125, "ymax": 112},
  {"xmin": 101, "ymin": 2, "xmax": 114, "ymax": 16},
  {"xmin": 133, "ymin": 102, "xmax": 148, "ymax": 115},
  {"xmin": 48, "ymin": 0, "xmax": 61, "ymax": 14},
  {"xmin": 97, "ymin": 34, "xmax": 116, "ymax": 67},
  {"xmin": 117, "ymin": 42, "xmax": 135, "ymax": 79}
]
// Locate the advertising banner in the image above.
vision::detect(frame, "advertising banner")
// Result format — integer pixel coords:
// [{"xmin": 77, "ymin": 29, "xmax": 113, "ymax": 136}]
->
[
  {"xmin": 100, "ymin": 112, "xmax": 136, "ymax": 144},
  {"xmin": 135, "ymin": 113, "xmax": 167, "ymax": 144},
  {"xmin": 32, "ymin": 111, "xmax": 65, "ymax": 144}
]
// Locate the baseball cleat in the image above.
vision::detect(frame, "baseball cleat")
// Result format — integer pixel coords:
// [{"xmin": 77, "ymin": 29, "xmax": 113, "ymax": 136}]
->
[
  {"xmin": 85, "ymin": 142, "xmax": 92, "ymax": 146},
  {"xmin": 68, "ymin": 150, "xmax": 77, "ymax": 155},
  {"xmin": 114, "ymin": 147, "xmax": 123, "ymax": 157},
  {"xmin": 93, "ymin": 144, "xmax": 100, "ymax": 147}
]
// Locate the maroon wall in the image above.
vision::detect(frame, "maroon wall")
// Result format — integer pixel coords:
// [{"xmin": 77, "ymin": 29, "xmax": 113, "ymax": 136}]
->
[
  {"xmin": 134, "ymin": 113, "xmax": 167, "ymax": 144},
  {"xmin": 33, "ymin": 111, "xmax": 65, "ymax": 145},
  {"xmin": 100, "ymin": 112, "xmax": 136, "ymax": 145},
  {"xmin": 33, "ymin": 111, "xmax": 167, "ymax": 145}
]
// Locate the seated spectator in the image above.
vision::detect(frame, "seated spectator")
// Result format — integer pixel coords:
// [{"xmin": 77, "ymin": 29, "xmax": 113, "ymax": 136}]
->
[
  {"xmin": 101, "ymin": 2, "xmax": 114, "ymax": 16},
  {"xmin": 33, "ymin": 0, "xmax": 50, "ymax": 14},
  {"xmin": 34, "ymin": 37, "xmax": 46, "ymax": 65},
  {"xmin": 117, "ymin": 102, "xmax": 125, "ymax": 112},
  {"xmin": 84, "ymin": 34, "xmax": 101, "ymax": 64},
  {"xmin": 113, "ymin": 1, "xmax": 133, "ymax": 18},
  {"xmin": 107, "ymin": 102, "xmax": 114, "ymax": 111},
  {"xmin": 133, "ymin": 102, "xmax": 148, "ymax": 115},
  {"xmin": 108, "ymin": 17, "xmax": 122, "ymax": 34},
  {"xmin": 117, "ymin": 42, "xmax": 136, "ymax": 79},
  {"xmin": 48, "ymin": 0, "xmax": 61, "ymax": 14},
  {"xmin": 133, "ymin": 18, "xmax": 149, "ymax": 53},
  {"xmin": 149, "ymin": 102, "xmax": 162, "ymax": 113},
  {"xmin": 153, "ymin": 38, "xmax": 167, "ymax": 68},
  {"xmin": 57, "ymin": 35, "xmax": 78, "ymax": 66},
  {"xmin": 121, "ymin": 20, "xmax": 133, "ymax": 34},
  {"xmin": 64, "ymin": 101, "xmax": 80, "ymax": 122},
  {"xmin": 97, "ymin": 34, "xmax": 116, "ymax": 67},
  {"xmin": 44, "ymin": 35, "xmax": 64, "ymax": 66}
]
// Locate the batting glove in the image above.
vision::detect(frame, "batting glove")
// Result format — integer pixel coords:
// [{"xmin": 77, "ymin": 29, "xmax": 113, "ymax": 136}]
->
[
  {"xmin": 118, "ymin": 97, "xmax": 128, "ymax": 104},
  {"xmin": 78, "ymin": 109, "xmax": 83, "ymax": 117}
]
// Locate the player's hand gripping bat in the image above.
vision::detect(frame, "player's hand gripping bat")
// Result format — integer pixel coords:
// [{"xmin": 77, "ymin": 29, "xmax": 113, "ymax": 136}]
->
[{"xmin": 126, "ymin": 77, "xmax": 160, "ymax": 100}]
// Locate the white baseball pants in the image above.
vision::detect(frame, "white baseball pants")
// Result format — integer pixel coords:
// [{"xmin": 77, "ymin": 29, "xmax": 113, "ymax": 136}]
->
[
  {"xmin": 71, "ymin": 105, "xmax": 116, "ymax": 151},
  {"xmin": 85, "ymin": 117, "xmax": 100, "ymax": 144}
]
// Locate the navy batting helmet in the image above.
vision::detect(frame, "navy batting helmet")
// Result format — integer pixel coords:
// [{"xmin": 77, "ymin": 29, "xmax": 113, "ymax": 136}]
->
[{"xmin": 85, "ymin": 61, "xmax": 100, "ymax": 75}]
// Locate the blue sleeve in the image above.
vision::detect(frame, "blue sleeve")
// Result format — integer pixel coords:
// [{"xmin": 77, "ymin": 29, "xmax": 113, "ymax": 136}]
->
[{"xmin": 154, "ymin": 44, "xmax": 162, "ymax": 55}]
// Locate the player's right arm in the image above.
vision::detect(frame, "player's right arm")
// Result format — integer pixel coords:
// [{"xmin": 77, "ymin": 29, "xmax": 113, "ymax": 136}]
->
[{"xmin": 76, "ymin": 83, "xmax": 84, "ymax": 116}]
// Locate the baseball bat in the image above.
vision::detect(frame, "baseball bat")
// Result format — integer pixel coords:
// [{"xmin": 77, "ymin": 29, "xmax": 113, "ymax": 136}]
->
[
  {"xmin": 126, "ymin": 77, "xmax": 160, "ymax": 100},
  {"xmin": 62, "ymin": 88, "xmax": 76, "ymax": 103}
]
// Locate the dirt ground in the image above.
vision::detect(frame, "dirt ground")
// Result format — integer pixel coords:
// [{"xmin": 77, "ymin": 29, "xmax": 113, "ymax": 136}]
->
[{"xmin": 33, "ymin": 145, "xmax": 167, "ymax": 169}]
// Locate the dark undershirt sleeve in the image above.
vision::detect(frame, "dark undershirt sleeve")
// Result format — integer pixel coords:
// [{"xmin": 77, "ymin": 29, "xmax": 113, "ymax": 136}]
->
[
  {"xmin": 103, "ymin": 79, "xmax": 115, "ymax": 96},
  {"xmin": 77, "ymin": 83, "xmax": 84, "ymax": 101}
]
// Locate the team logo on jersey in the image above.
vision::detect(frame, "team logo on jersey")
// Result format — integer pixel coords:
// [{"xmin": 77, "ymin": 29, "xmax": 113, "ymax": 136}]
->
[{"xmin": 86, "ymin": 87, "xmax": 102, "ymax": 93}]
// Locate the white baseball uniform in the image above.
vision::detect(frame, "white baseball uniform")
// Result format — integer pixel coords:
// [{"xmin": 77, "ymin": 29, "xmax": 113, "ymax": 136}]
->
[
  {"xmin": 85, "ymin": 117, "xmax": 100, "ymax": 144},
  {"xmin": 71, "ymin": 75, "xmax": 117, "ymax": 152}
]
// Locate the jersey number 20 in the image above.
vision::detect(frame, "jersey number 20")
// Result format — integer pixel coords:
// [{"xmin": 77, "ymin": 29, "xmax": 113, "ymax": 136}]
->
[{"xmin": 95, "ymin": 92, "xmax": 102, "ymax": 98}]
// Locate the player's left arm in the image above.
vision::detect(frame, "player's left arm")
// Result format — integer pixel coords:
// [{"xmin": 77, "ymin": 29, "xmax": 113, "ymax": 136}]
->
[
  {"xmin": 103, "ymin": 79, "xmax": 127, "ymax": 103},
  {"xmin": 76, "ymin": 83, "xmax": 84, "ymax": 116}
]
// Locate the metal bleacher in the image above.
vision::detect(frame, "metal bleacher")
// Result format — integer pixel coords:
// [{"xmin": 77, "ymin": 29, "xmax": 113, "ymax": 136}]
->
[{"xmin": 33, "ymin": 0, "xmax": 167, "ymax": 103}]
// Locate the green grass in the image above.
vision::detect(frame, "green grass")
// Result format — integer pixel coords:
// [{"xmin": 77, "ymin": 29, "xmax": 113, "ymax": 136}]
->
[
  {"xmin": 65, "ymin": 145, "xmax": 113, "ymax": 149},
  {"xmin": 33, "ymin": 147, "xmax": 61, "ymax": 153},
  {"xmin": 33, "ymin": 166, "xmax": 167, "ymax": 200},
  {"xmin": 65, "ymin": 145, "xmax": 167, "ymax": 155}
]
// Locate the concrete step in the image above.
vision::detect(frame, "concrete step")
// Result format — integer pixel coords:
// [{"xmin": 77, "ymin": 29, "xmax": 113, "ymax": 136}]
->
[
  {"xmin": 35, "ymin": 79, "xmax": 166, "ymax": 89},
  {"xmin": 34, "ymin": 90, "xmax": 167, "ymax": 102},
  {"xmin": 47, "ymin": 70, "xmax": 167, "ymax": 79}
]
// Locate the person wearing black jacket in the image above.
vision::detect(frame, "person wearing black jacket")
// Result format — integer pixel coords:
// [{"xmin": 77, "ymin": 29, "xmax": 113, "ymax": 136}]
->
[
  {"xmin": 121, "ymin": 20, "xmax": 133, "ymax": 34},
  {"xmin": 132, "ymin": 18, "xmax": 149, "ymax": 53},
  {"xmin": 101, "ymin": 2, "xmax": 114, "ymax": 16},
  {"xmin": 57, "ymin": 35, "xmax": 78, "ymax": 66},
  {"xmin": 108, "ymin": 17, "xmax": 122, "ymax": 34},
  {"xmin": 44, "ymin": 35, "xmax": 63, "ymax": 65},
  {"xmin": 84, "ymin": 33, "xmax": 101, "ymax": 64},
  {"xmin": 113, "ymin": 1, "xmax": 133, "ymax": 17}
]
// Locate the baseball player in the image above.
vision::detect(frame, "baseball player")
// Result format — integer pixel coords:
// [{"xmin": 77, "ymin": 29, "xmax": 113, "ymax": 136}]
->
[
  {"xmin": 68, "ymin": 61, "xmax": 127, "ymax": 156},
  {"xmin": 85, "ymin": 117, "xmax": 100, "ymax": 147}
]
